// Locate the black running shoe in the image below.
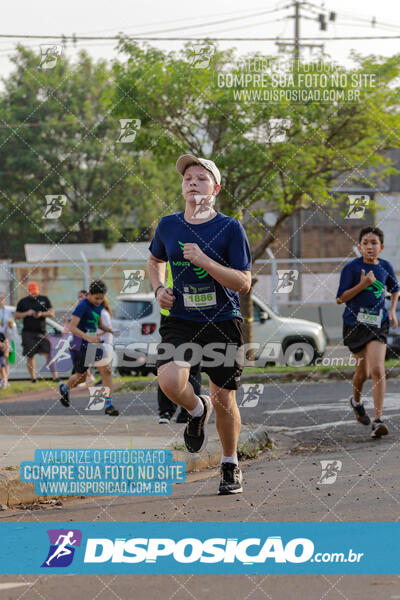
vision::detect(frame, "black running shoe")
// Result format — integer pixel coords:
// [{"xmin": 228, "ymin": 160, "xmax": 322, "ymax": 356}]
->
[
  {"xmin": 176, "ymin": 408, "xmax": 190, "ymax": 423},
  {"xmin": 349, "ymin": 397, "xmax": 370, "ymax": 425},
  {"xmin": 219, "ymin": 462, "xmax": 243, "ymax": 495},
  {"xmin": 371, "ymin": 418, "xmax": 389, "ymax": 438},
  {"xmin": 159, "ymin": 411, "xmax": 173, "ymax": 424},
  {"xmin": 59, "ymin": 383, "xmax": 70, "ymax": 407},
  {"xmin": 183, "ymin": 395, "xmax": 212, "ymax": 453},
  {"xmin": 105, "ymin": 405, "xmax": 119, "ymax": 416}
]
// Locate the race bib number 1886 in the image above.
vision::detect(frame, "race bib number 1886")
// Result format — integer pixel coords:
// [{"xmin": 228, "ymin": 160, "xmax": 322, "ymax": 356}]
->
[{"xmin": 183, "ymin": 283, "xmax": 217, "ymax": 310}]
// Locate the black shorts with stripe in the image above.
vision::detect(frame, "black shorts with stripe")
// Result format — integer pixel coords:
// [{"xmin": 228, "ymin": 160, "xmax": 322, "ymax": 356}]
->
[{"xmin": 157, "ymin": 316, "xmax": 244, "ymax": 390}]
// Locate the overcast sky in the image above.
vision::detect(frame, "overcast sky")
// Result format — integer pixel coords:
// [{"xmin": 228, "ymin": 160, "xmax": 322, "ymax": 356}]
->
[{"xmin": 0, "ymin": 0, "xmax": 399, "ymax": 76}]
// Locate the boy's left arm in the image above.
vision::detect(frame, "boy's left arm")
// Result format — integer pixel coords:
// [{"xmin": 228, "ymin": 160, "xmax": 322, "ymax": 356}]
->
[{"xmin": 389, "ymin": 291, "xmax": 399, "ymax": 329}]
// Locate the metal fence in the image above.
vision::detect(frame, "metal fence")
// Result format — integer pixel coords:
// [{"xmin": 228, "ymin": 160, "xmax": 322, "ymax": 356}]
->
[{"xmin": 1, "ymin": 248, "xmax": 390, "ymax": 344}]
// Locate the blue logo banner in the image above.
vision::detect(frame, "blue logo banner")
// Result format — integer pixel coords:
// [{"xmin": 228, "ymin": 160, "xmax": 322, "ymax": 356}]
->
[{"xmin": 0, "ymin": 522, "xmax": 399, "ymax": 574}]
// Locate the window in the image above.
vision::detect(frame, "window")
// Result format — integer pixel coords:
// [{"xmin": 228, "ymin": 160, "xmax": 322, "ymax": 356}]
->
[
  {"xmin": 253, "ymin": 302, "xmax": 269, "ymax": 322},
  {"xmin": 253, "ymin": 302, "xmax": 261, "ymax": 322},
  {"xmin": 115, "ymin": 301, "xmax": 153, "ymax": 321}
]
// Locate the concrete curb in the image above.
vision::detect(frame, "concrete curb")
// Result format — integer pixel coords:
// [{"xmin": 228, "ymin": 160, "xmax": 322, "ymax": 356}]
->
[
  {"xmin": 0, "ymin": 428, "xmax": 272, "ymax": 508},
  {"xmin": 171, "ymin": 427, "xmax": 272, "ymax": 473}
]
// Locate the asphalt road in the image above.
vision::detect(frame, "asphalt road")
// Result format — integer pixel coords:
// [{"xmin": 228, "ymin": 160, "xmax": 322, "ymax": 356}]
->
[
  {"xmin": 1, "ymin": 379, "xmax": 400, "ymax": 598},
  {"xmin": 2, "ymin": 377, "xmax": 400, "ymax": 450}
]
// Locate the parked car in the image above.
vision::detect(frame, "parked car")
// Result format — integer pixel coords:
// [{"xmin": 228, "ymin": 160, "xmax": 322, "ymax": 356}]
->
[
  {"xmin": 6, "ymin": 306, "xmax": 72, "ymax": 379},
  {"xmin": 112, "ymin": 294, "xmax": 327, "ymax": 375}
]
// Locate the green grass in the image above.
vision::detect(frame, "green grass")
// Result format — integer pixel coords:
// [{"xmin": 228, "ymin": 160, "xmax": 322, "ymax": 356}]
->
[
  {"xmin": 0, "ymin": 372, "xmax": 157, "ymax": 399},
  {"xmin": 0, "ymin": 379, "xmax": 60, "ymax": 399},
  {"xmin": 242, "ymin": 358, "xmax": 400, "ymax": 375}
]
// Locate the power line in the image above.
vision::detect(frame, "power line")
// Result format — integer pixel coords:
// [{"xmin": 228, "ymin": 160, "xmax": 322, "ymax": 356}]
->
[
  {"xmin": 188, "ymin": 17, "xmax": 288, "ymax": 36},
  {"xmin": 0, "ymin": 8, "xmax": 291, "ymax": 43},
  {"xmin": 120, "ymin": 6, "xmax": 291, "ymax": 36},
  {"xmin": 76, "ymin": 3, "xmax": 280, "ymax": 36},
  {"xmin": 0, "ymin": 34, "xmax": 399, "ymax": 41}
]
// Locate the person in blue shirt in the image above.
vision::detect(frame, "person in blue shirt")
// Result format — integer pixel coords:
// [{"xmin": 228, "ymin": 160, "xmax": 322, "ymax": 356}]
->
[
  {"xmin": 336, "ymin": 227, "xmax": 399, "ymax": 438},
  {"xmin": 148, "ymin": 154, "xmax": 252, "ymax": 495},
  {"xmin": 59, "ymin": 280, "xmax": 119, "ymax": 416}
]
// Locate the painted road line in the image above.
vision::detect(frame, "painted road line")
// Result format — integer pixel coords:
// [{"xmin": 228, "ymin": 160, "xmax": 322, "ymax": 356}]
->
[
  {"xmin": 266, "ymin": 413, "xmax": 400, "ymax": 435},
  {"xmin": 0, "ymin": 583, "xmax": 33, "ymax": 590}
]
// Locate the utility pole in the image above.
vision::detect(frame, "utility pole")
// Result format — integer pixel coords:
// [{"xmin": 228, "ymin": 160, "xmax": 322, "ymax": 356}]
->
[
  {"xmin": 289, "ymin": 1, "xmax": 303, "ymax": 303},
  {"xmin": 275, "ymin": 1, "xmax": 333, "ymax": 303},
  {"xmin": 294, "ymin": 0, "xmax": 300, "ymax": 60}
]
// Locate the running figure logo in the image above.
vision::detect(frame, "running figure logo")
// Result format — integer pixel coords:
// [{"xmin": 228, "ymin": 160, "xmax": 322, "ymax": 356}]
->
[
  {"xmin": 41, "ymin": 529, "xmax": 82, "ymax": 567},
  {"xmin": 188, "ymin": 43, "xmax": 215, "ymax": 68},
  {"xmin": 274, "ymin": 270, "xmax": 299, "ymax": 294},
  {"xmin": 86, "ymin": 386, "xmax": 110, "ymax": 411},
  {"xmin": 345, "ymin": 195, "xmax": 370, "ymax": 219},
  {"xmin": 39, "ymin": 45, "xmax": 62, "ymax": 70},
  {"xmin": 43, "ymin": 336, "xmax": 72, "ymax": 372},
  {"xmin": 240, "ymin": 384, "xmax": 264, "ymax": 408},
  {"xmin": 268, "ymin": 118, "xmax": 292, "ymax": 143},
  {"xmin": 318, "ymin": 460, "xmax": 342, "ymax": 485},
  {"xmin": 120, "ymin": 270, "xmax": 145, "ymax": 294},
  {"xmin": 43, "ymin": 195, "xmax": 67, "ymax": 219},
  {"xmin": 192, "ymin": 195, "xmax": 215, "ymax": 219},
  {"xmin": 117, "ymin": 119, "xmax": 141, "ymax": 143}
]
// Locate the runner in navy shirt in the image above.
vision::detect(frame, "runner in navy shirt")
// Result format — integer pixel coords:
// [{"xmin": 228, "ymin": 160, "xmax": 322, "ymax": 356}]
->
[
  {"xmin": 59, "ymin": 280, "xmax": 119, "ymax": 417},
  {"xmin": 336, "ymin": 227, "xmax": 399, "ymax": 438},
  {"xmin": 70, "ymin": 298, "xmax": 102, "ymax": 351},
  {"xmin": 148, "ymin": 154, "xmax": 252, "ymax": 495}
]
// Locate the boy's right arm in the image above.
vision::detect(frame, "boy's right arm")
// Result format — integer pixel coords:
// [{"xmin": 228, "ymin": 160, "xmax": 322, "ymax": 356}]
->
[
  {"xmin": 68, "ymin": 315, "xmax": 102, "ymax": 344},
  {"xmin": 147, "ymin": 253, "xmax": 175, "ymax": 310},
  {"xmin": 336, "ymin": 269, "xmax": 376, "ymax": 304}
]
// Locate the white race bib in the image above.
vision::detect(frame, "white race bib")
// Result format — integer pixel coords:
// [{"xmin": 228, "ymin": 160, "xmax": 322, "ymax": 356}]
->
[
  {"xmin": 183, "ymin": 283, "xmax": 217, "ymax": 310},
  {"xmin": 356, "ymin": 308, "xmax": 382, "ymax": 327}
]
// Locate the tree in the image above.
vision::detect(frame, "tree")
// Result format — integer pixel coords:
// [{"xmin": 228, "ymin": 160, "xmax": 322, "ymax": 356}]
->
[
  {"xmin": 0, "ymin": 46, "xmax": 178, "ymax": 255},
  {"xmin": 113, "ymin": 41, "xmax": 400, "ymax": 343}
]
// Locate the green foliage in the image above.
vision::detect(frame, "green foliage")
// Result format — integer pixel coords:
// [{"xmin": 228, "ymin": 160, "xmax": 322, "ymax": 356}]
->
[
  {"xmin": 0, "ymin": 46, "xmax": 177, "ymax": 252},
  {"xmin": 113, "ymin": 41, "xmax": 400, "ymax": 258},
  {"xmin": 1, "ymin": 42, "xmax": 400, "ymax": 261}
]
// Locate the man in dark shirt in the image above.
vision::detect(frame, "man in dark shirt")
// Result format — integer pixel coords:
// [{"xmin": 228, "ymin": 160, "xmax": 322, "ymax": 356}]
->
[{"xmin": 14, "ymin": 281, "xmax": 58, "ymax": 382}]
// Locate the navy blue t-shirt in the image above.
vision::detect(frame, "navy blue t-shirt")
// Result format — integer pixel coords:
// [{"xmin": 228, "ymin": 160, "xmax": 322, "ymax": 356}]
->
[
  {"xmin": 336, "ymin": 257, "xmax": 399, "ymax": 326},
  {"xmin": 70, "ymin": 298, "xmax": 103, "ymax": 350},
  {"xmin": 149, "ymin": 211, "xmax": 252, "ymax": 322}
]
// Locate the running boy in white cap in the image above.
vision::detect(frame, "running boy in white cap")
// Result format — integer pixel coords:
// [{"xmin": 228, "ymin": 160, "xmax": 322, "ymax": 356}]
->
[{"xmin": 148, "ymin": 154, "xmax": 252, "ymax": 494}]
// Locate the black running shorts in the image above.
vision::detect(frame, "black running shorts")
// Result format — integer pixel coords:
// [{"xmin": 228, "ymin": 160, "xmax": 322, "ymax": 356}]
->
[
  {"xmin": 343, "ymin": 318, "xmax": 389, "ymax": 354},
  {"xmin": 70, "ymin": 345, "xmax": 104, "ymax": 374},
  {"xmin": 21, "ymin": 331, "xmax": 51, "ymax": 357},
  {"xmin": 157, "ymin": 316, "xmax": 244, "ymax": 390}
]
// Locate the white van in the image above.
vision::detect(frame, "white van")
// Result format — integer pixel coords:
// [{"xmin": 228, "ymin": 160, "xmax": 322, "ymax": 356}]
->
[{"xmin": 112, "ymin": 294, "xmax": 327, "ymax": 375}]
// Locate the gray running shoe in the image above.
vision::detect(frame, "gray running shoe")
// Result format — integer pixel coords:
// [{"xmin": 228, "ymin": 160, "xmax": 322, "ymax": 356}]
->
[{"xmin": 349, "ymin": 397, "xmax": 370, "ymax": 426}]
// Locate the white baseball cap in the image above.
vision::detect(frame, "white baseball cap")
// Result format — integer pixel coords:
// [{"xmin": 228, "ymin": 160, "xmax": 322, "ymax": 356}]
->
[{"xmin": 176, "ymin": 154, "xmax": 221, "ymax": 186}]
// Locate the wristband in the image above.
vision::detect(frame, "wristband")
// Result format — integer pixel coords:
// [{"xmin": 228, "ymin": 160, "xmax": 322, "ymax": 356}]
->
[{"xmin": 154, "ymin": 285, "xmax": 165, "ymax": 299}]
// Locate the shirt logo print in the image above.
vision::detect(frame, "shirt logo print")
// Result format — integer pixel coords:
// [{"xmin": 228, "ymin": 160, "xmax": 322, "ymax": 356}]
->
[
  {"xmin": 178, "ymin": 241, "xmax": 209, "ymax": 279},
  {"xmin": 366, "ymin": 279, "xmax": 384, "ymax": 299}
]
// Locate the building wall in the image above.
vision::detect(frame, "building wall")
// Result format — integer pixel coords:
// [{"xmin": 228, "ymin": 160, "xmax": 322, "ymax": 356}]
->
[{"xmin": 376, "ymin": 193, "xmax": 400, "ymax": 271}]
